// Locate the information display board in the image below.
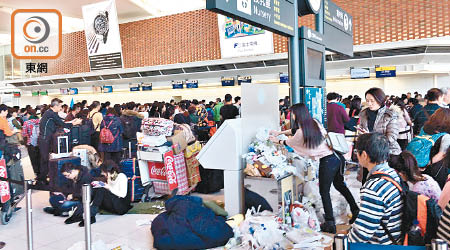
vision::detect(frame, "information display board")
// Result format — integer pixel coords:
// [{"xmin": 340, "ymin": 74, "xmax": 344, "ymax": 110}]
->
[{"xmin": 207, "ymin": 0, "xmax": 295, "ymax": 37}]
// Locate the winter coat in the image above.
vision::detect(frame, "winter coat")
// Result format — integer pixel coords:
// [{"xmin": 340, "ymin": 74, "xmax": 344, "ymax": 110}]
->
[
  {"xmin": 390, "ymin": 105, "xmax": 412, "ymax": 140},
  {"xmin": 151, "ymin": 195, "xmax": 233, "ymax": 250},
  {"xmin": 359, "ymin": 106, "xmax": 401, "ymax": 155},
  {"xmin": 120, "ymin": 110, "xmax": 143, "ymax": 152},
  {"xmin": 98, "ymin": 114, "xmax": 123, "ymax": 153}
]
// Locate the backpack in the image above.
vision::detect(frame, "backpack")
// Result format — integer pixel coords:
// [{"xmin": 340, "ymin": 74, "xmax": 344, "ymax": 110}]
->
[
  {"xmin": 369, "ymin": 172, "xmax": 442, "ymax": 245},
  {"xmin": 406, "ymin": 130, "xmax": 447, "ymax": 168},
  {"xmin": 86, "ymin": 112, "xmax": 100, "ymax": 131},
  {"xmin": 100, "ymin": 120, "xmax": 116, "ymax": 144},
  {"xmin": 79, "ymin": 123, "xmax": 93, "ymax": 145},
  {"xmin": 30, "ymin": 124, "xmax": 39, "ymax": 147},
  {"xmin": 121, "ymin": 115, "xmax": 136, "ymax": 140}
]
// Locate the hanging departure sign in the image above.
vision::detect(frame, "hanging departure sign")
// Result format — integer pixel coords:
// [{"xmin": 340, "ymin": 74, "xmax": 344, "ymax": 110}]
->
[
  {"xmin": 206, "ymin": 0, "xmax": 295, "ymax": 37},
  {"xmin": 323, "ymin": 0, "xmax": 353, "ymax": 56}
]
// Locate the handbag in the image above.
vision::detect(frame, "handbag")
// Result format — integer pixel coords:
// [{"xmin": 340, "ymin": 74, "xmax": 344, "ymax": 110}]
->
[{"xmin": 325, "ymin": 132, "xmax": 350, "ymax": 155}]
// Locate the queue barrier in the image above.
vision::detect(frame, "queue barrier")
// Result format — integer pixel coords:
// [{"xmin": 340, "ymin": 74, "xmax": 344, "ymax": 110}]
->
[
  {"xmin": 334, "ymin": 234, "xmax": 447, "ymax": 250},
  {"xmin": 21, "ymin": 179, "xmax": 93, "ymax": 250}
]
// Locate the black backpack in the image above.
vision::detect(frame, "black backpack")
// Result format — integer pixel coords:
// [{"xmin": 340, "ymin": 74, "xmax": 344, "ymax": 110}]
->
[
  {"xmin": 121, "ymin": 115, "xmax": 136, "ymax": 140},
  {"xmin": 195, "ymin": 165, "xmax": 224, "ymax": 194},
  {"xmin": 369, "ymin": 173, "xmax": 442, "ymax": 245}
]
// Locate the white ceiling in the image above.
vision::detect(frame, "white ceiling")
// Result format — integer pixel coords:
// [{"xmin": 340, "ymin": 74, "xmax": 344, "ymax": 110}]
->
[{"xmin": 0, "ymin": 0, "xmax": 206, "ymax": 45}]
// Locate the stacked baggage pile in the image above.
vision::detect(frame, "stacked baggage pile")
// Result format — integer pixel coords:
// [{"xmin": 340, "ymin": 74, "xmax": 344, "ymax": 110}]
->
[
  {"xmin": 136, "ymin": 118, "xmax": 201, "ymax": 196},
  {"xmin": 0, "ymin": 131, "xmax": 25, "ymax": 225}
]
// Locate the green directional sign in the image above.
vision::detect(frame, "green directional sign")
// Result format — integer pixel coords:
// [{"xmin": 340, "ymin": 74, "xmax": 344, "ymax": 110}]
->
[{"xmin": 206, "ymin": 0, "xmax": 296, "ymax": 37}]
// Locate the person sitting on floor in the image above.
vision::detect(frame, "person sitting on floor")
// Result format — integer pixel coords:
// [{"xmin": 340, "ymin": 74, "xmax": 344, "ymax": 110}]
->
[
  {"xmin": 64, "ymin": 160, "xmax": 131, "ymax": 226},
  {"xmin": 44, "ymin": 163, "xmax": 92, "ymax": 217}
]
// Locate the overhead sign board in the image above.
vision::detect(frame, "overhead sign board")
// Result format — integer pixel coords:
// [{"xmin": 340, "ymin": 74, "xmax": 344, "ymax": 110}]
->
[
  {"xmin": 323, "ymin": 0, "xmax": 353, "ymax": 57},
  {"xmin": 350, "ymin": 68, "xmax": 370, "ymax": 79},
  {"xmin": 324, "ymin": 0, "xmax": 353, "ymax": 35},
  {"xmin": 376, "ymin": 66, "xmax": 396, "ymax": 78},
  {"xmin": 206, "ymin": 0, "xmax": 295, "ymax": 37}
]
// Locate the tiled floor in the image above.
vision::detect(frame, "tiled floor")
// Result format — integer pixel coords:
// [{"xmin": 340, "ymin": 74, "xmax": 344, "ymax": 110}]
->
[
  {"xmin": 0, "ymin": 190, "xmax": 159, "ymax": 250},
  {"xmin": 0, "ymin": 153, "xmax": 225, "ymax": 250}
]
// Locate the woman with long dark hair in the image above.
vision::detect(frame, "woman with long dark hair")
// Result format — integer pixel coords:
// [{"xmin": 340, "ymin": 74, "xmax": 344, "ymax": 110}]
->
[{"xmin": 270, "ymin": 103, "xmax": 358, "ymax": 233}]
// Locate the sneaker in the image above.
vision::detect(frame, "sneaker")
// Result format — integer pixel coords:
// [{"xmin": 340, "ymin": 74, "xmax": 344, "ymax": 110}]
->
[
  {"xmin": 349, "ymin": 208, "xmax": 360, "ymax": 224},
  {"xmin": 64, "ymin": 215, "xmax": 83, "ymax": 225},
  {"xmin": 79, "ymin": 217, "xmax": 96, "ymax": 227},
  {"xmin": 320, "ymin": 221, "xmax": 336, "ymax": 234},
  {"xmin": 43, "ymin": 207, "xmax": 55, "ymax": 215}
]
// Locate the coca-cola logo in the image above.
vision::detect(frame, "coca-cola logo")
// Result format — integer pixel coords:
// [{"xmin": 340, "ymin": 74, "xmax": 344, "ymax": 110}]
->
[
  {"xmin": 164, "ymin": 156, "xmax": 177, "ymax": 185},
  {"xmin": 150, "ymin": 164, "xmax": 166, "ymax": 177}
]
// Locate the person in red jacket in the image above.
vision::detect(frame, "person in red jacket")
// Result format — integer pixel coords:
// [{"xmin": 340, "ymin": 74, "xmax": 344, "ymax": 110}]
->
[{"xmin": 327, "ymin": 92, "xmax": 350, "ymax": 134}]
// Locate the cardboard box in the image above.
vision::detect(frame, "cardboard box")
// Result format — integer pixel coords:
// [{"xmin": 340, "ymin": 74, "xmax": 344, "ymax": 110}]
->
[{"xmin": 167, "ymin": 131, "xmax": 187, "ymax": 155}]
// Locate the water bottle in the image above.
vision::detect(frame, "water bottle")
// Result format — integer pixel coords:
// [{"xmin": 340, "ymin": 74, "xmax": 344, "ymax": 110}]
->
[{"xmin": 408, "ymin": 220, "xmax": 424, "ymax": 246}]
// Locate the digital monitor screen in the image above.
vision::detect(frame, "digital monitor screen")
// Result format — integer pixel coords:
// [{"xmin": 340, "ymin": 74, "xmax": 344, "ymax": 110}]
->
[{"xmin": 307, "ymin": 48, "xmax": 324, "ymax": 81}]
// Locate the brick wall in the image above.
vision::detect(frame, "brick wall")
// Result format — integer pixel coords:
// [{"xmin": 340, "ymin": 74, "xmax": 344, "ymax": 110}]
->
[{"xmin": 43, "ymin": 1, "xmax": 450, "ymax": 76}]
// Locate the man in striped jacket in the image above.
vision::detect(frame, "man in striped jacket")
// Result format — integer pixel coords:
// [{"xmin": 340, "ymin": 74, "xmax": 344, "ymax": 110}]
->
[{"xmin": 349, "ymin": 133, "xmax": 404, "ymax": 244}]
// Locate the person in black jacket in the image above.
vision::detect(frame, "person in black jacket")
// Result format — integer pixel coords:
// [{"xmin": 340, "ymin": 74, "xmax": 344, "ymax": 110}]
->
[
  {"xmin": 38, "ymin": 98, "xmax": 82, "ymax": 185},
  {"xmin": 43, "ymin": 163, "xmax": 92, "ymax": 217},
  {"xmin": 120, "ymin": 102, "xmax": 143, "ymax": 154},
  {"xmin": 412, "ymin": 88, "xmax": 443, "ymax": 135}
]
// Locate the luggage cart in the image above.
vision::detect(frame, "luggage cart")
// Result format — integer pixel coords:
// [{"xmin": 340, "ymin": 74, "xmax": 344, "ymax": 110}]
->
[
  {"xmin": 137, "ymin": 147, "xmax": 193, "ymax": 196},
  {"xmin": 0, "ymin": 159, "xmax": 25, "ymax": 225}
]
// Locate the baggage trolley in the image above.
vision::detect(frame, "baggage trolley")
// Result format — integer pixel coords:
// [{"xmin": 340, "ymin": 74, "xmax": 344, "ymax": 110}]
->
[{"xmin": 0, "ymin": 159, "xmax": 25, "ymax": 225}]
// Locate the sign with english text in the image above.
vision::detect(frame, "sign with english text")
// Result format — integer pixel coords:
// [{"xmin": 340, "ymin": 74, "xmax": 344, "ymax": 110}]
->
[{"xmin": 207, "ymin": 0, "xmax": 295, "ymax": 37}]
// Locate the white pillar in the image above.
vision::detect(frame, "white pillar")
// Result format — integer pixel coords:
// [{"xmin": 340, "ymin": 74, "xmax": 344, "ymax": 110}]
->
[{"xmin": 433, "ymin": 74, "xmax": 438, "ymax": 88}]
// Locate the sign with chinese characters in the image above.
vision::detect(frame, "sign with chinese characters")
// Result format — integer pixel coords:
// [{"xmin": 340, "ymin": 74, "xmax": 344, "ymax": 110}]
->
[
  {"xmin": 207, "ymin": 0, "xmax": 295, "ymax": 37},
  {"xmin": 25, "ymin": 62, "xmax": 48, "ymax": 74},
  {"xmin": 141, "ymin": 83, "xmax": 152, "ymax": 91},
  {"xmin": 280, "ymin": 73, "xmax": 289, "ymax": 83},
  {"xmin": 376, "ymin": 66, "xmax": 396, "ymax": 78},
  {"xmin": 323, "ymin": 0, "xmax": 353, "ymax": 56},
  {"xmin": 324, "ymin": 0, "xmax": 352, "ymax": 35},
  {"xmin": 221, "ymin": 77, "xmax": 235, "ymax": 86},
  {"xmin": 185, "ymin": 80, "xmax": 198, "ymax": 89},
  {"xmin": 172, "ymin": 81, "xmax": 184, "ymax": 89},
  {"xmin": 82, "ymin": 0, "xmax": 123, "ymax": 71},
  {"xmin": 237, "ymin": 76, "xmax": 252, "ymax": 85},
  {"xmin": 218, "ymin": 14, "xmax": 273, "ymax": 58}
]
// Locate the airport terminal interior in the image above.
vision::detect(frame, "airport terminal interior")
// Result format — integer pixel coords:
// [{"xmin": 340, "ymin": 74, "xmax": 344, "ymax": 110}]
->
[{"xmin": 0, "ymin": 0, "xmax": 450, "ymax": 249}]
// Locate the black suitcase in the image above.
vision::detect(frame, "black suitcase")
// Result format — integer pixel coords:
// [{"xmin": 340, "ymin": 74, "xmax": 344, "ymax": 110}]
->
[{"xmin": 8, "ymin": 160, "xmax": 24, "ymax": 198}]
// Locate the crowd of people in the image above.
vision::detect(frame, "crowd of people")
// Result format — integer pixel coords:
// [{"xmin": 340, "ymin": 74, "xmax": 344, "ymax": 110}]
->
[
  {"xmin": 0, "ymin": 86, "xmax": 449, "ymax": 246},
  {"xmin": 0, "ymin": 93, "xmax": 243, "ymax": 228}
]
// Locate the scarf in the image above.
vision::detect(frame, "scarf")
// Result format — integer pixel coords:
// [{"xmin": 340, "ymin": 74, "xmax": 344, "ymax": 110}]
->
[{"xmin": 367, "ymin": 108, "xmax": 379, "ymax": 132}]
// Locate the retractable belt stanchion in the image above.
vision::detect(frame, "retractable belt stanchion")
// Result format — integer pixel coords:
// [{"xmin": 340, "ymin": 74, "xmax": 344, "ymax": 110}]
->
[
  {"xmin": 334, "ymin": 234, "xmax": 348, "ymax": 250},
  {"xmin": 432, "ymin": 239, "xmax": 448, "ymax": 250},
  {"xmin": 25, "ymin": 180, "xmax": 34, "ymax": 250},
  {"xmin": 82, "ymin": 184, "xmax": 92, "ymax": 250}
]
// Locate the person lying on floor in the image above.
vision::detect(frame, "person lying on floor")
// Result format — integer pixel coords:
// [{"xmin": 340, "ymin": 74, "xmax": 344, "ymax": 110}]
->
[
  {"xmin": 65, "ymin": 160, "xmax": 132, "ymax": 226},
  {"xmin": 43, "ymin": 163, "xmax": 92, "ymax": 217}
]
